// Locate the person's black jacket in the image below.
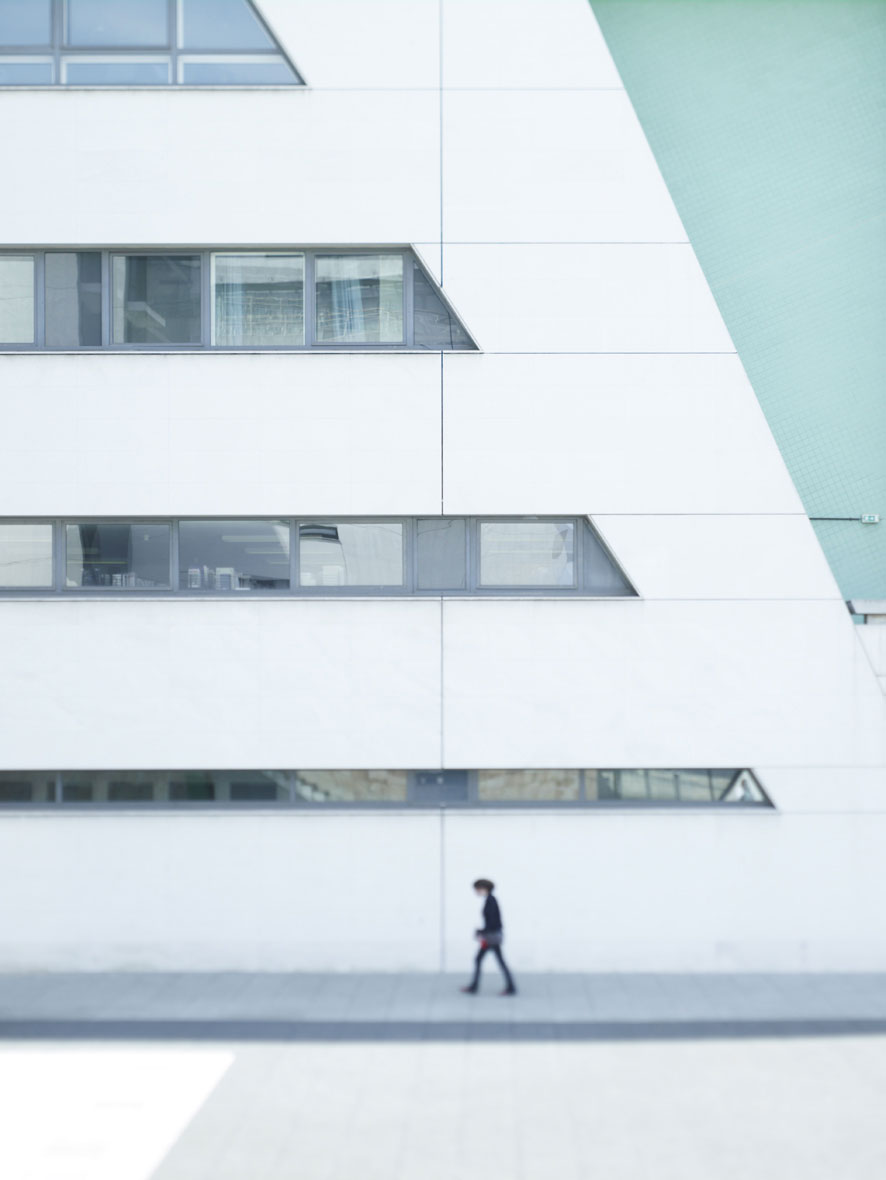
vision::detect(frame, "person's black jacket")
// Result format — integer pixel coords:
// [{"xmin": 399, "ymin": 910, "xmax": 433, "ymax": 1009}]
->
[{"xmin": 478, "ymin": 893, "xmax": 503, "ymax": 935}]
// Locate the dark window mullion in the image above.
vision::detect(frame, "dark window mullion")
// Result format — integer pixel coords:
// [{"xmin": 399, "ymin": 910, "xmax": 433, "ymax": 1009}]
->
[
  {"xmin": 404, "ymin": 250, "xmax": 413, "ymax": 347},
  {"xmin": 100, "ymin": 250, "xmax": 110, "ymax": 346},
  {"xmin": 34, "ymin": 252, "xmax": 45, "ymax": 348},
  {"xmin": 304, "ymin": 252, "xmax": 315, "ymax": 347},
  {"xmin": 201, "ymin": 250, "xmax": 211, "ymax": 347},
  {"xmin": 170, "ymin": 520, "xmax": 180, "ymax": 591},
  {"xmin": 290, "ymin": 518, "xmax": 299, "ymax": 595}
]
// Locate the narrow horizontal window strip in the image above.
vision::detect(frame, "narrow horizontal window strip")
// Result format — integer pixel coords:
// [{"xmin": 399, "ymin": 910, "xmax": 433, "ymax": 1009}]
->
[
  {"xmin": 0, "ymin": 769, "xmax": 772, "ymax": 808},
  {"xmin": 0, "ymin": 0, "xmax": 303, "ymax": 86},
  {"xmin": 0, "ymin": 248, "xmax": 478, "ymax": 352},
  {"xmin": 0, "ymin": 517, "xmax": 637, "ymax": 597}
]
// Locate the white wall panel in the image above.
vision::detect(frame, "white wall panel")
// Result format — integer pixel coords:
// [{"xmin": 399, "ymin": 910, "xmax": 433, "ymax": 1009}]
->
[
  {"xmin": 443, "ymin": 90, "xmax": 687, "ymax": 243},
  {"xmin": 0, "ymin": 600, "xmax": 442, "ymax": 768},
  {"xmin": 595, "ymin": 514, "xmax": 840, "ymax": 601},
  {"xmin": 443, "ymin": 810, "xmax": 886, "ymax": 971},
  {"xmin": 758, "ymin": 767, "xmax": 886, "ymax": 813},
  {"xmin": 442, "ymin": 244, "xmax": 735, "ymax": 353},
  {"xmin": 0, "ymin": 354, "xmax": 442, "ymax": 516},
  {"xmin": 441, "ymin": 599, "xmax": 886, "ymax": 768},
  {"xmin": 441, "ymin": 0, "xmax": 621, "ymax": 89},
  {"xmin": 260, "ymin": 0, "xmax": 440, "ymax": 89},
  {"xmin": 442, "ymin": 354, "xmax": 804, "ymax": 515},
  {"xmin": 0, "ymin": 813, "xmax": 441, "ymax": 970},
  {"xmin": 4, "ymin": 806, "xmax": 886, "ymax": 971},
  {"xmin": 0, "ymin": 91, "xmax": 439, "ymax": 244}
]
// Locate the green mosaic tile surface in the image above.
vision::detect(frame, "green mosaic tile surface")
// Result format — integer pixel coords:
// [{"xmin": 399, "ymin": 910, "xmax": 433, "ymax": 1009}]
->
[{"xmin": 591, "ymin": 0, "xmax": 886, "ymax": 599}]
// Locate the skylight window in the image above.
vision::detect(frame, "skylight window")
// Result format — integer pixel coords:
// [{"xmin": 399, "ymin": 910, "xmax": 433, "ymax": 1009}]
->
[{"xmin": 0, "ymin": 0, "xmax": 303, "ymax": 86}]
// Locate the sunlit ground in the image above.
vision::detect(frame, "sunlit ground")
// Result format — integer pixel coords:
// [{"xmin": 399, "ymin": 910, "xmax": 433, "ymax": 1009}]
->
[{"xmin": 3, "ymin": 1035, "xmax": 885, "ymax": 1180}]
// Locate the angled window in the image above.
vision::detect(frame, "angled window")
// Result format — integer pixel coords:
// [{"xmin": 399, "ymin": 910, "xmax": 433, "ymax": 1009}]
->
[
  {"xmin": 0, "ymin": 768, "xmax": 773, "ymax": 808},
  {"xmin": 0, "ymin": 0, "xmax": 302, "ymax": 86},
  {"xmin": 1, "ymin": 517, "xmax": 634, "ymax": 597},
  {"xmin": 0, "ymin": 248, "xmax": 478, "ymax": 352}
]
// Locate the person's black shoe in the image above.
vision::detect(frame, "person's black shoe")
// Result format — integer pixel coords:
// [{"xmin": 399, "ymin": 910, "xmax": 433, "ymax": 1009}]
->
[
  {"xmin": 460, "ymin": 985, "xmax": 477, "ymax": 994},
  {"xmin": 500, "ymin": 987, "xmax": 517, "ymax": 996}
]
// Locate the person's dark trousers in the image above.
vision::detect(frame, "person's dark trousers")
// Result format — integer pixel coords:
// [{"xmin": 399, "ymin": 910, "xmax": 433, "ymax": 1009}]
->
[{"xmin": 468, "ymin": 943, "xmax": 516, "ymax": 992}]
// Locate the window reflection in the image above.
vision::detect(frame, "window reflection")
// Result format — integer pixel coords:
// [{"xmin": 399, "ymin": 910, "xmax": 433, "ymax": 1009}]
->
[
  {"xmin": 212, "ymin": 253, "xmax": 304, "ymax": 346},
  {"xmin": 299, "ymin": 522, "xmax": 404, "ymax": 587},
  {"xmin": 293, "ymin": 771, "xmax": 408, "ymax": 803},
  {"xmin": 112, "ymin": 254, "xmax": 201, "ymax": 345},
  {"xmin": 0, "ymin": 523, "xmax": 53, "ymax": 587},
  {"xmin": 179, "ymin": 520, "xmax": 290, "ymax": 591},
  {"xmin": 0, "ymin": 0, "xmax": 52, "ymax": 45},
  {"xmin": 65, "ymin": 523, "xmax": 170, "ymax": 588},
  {"xmin": 0, "ymin": 255, "xmax": 34, "ymax": 343},
  {"xmin": 0, "ymin": 769, "xmax": 771, "ymax": 807},
  {"xmin": 45, "ymin": 252, "xmax": 102, "ymax": 347},
  {"xmin": 480, "ymin": 521, "xmax": 575, "ymax": 587},
  {"xmin": 65, "ymin": 0, "xmax": 169, "ymax": 47},
  {"xmin": 315, "ymin": 255, "xmax": 403, "ymax": 344},
  {"xmin": 477, "ymin": 770, "xmax": 580, "ymax": 802}
]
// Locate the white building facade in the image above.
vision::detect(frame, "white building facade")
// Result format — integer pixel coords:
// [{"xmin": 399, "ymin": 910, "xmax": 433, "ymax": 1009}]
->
[{"xmin": 0, "ymin": 0, "xmax": 883, "ymax": 973}]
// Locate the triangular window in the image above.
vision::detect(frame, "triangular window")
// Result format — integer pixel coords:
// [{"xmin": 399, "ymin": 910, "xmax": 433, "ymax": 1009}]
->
[
  {"xmin": 0, "ymin": 0, "xmax": 303, "ymax": 87},
  {"xmin": 716, "ymin": 770, "xmax": 771, "ymax": 805},
  {"xmin": 413, "ymin": 259, "xmax": 475, "ymax": 351}
]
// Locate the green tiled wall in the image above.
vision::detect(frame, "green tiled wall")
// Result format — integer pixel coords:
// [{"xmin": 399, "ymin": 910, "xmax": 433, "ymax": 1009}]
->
[{"xmin": 591, "ymin": 0, "xmax": 886, "ymax": 599}]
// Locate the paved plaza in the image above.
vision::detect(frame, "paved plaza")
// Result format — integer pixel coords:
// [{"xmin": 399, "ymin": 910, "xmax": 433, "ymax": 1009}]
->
[{"xmin": 2, "ymin": 973, "xmax": 886, "ymax": 1179}]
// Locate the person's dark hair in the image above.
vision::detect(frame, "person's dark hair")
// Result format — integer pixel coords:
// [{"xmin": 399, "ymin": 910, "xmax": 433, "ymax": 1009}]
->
[{"xmin": 473, "ymin": 878, "xmax": 494, "ymax": 891}]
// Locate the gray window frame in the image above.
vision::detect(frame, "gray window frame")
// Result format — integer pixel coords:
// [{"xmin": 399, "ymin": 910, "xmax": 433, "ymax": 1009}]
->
[
  {"xmin": 0, "ymin": 517, "xmax": 637, "ymax": 598},
  {"xmin": 0, "ymin": 0, "xmax": 303, "ymax": 87},
  {"xmin": 0, "ymin": 247, "xmax": 477, "ymax": 352},
  {"xmin": 0, "ymin": 768, "xmax": 774, "ymax": 810}
]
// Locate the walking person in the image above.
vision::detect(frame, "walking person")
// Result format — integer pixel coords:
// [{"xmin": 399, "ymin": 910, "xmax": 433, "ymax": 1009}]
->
[{"xmin": 460, "ymin": 878, "xmax": 517, "ymax": 996}]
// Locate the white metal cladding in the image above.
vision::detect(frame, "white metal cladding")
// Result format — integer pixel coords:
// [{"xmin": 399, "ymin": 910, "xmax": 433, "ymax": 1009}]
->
[{"xmin": 0, "ymin": 0, "xmax": 883, "ymax": 973}]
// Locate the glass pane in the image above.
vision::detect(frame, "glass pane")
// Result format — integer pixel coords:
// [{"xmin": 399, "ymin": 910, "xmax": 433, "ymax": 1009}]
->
[
  {"xmin": 0, "ymin": 255, "xmax": 34, "ymax": 343},
  {"xmin": 180, "ymin": 0, "xmax": 274, "ymax": 50},
  {"xmin": 479, "ymin": 521, "xmax": 575, "ymax": 587},
  {"xmin": 66, "ymin": 0, "xmax": 169, "ymax": 46},
  {"xmin": 676, "ymin": 770, "xmax": 715, "ymax": 802},
  {"xmin": 299, "ymin": 522, "xmax": 403, "ymax": 587},
  {"xmin": 477, "ymin": 770, "xmax": 580, "ymax": 802},
  {"xmin": 0, "ymin": 773, "xmax": 56, "ymax": 803},
  {"xmin": 65, "ymin": 523, "xmax": 170, "ymax": 588},
  {"xmin": 179, "ymin": 520, "xmax": 290, "ymax": 591},
  {"xmin": 45, "ymin": 252, "xmax": 102, "ymax": 347},
  {"xmin": 107, "ymin": 779, "xmax": 158, "ymax": 802},
  {"xmin": 412, "ymin": 771, "xmax": 468, "ymax": 804},
  {"xmin": 315, "ymin": 255, "xmax": 403, "ymax": 344},
  {"xmin": 229, "ymin": 780, "xmax": 283, "ymax": 802},
  {"xmin": 169, "ymin": 777, "xmax": 215, "ymax": 802},
  {"xmin": 112, "ymin": 255, "xmax": 201, "ymax": 344},
  {"xmin": 212, "ymin": 253, "xmax": 304, "ymax": 346},
  {"xmin": 180, "ymin": 57, "xmax": 298, "ymax": 84},
  {"xmin": 0, "ymin": 58, "xmax": 53, "ymax": 82},
  {"xmin": 718, "ymin": 770, "xmax": 767, "ymax": 804},
  {"xmin": 413, "ymin": 263, "xmax": 473, "ymax": 349},
  {"xmin": 647, "ymin": 770, "xmax": 679, "ymax": 800},
  {"xmin": 0, "ymin": 0, "xmax": 51, "ymax": 45},
  {"xmin": 61, "ymin": 776, "xmax": 94, "ymax": 803},
  {"xmin": 0, "ymin": 523, "xmax": 53, "ymax": 587},
  {"xmin": 583, "ymin": 520, "xmax": 633, "ymax": 595},
  {"xmin": 293, "ymin": 771, "xmax": 408, "ymax": 804},
  {"xmin": 417, "ymin": 518, "xmax": 466, "ymax": 590},
  {"xmin": 64, "ymin": 58, "xmax": 170, "ymax": 84},
  {"xmin": 609, "ymin": 770, "xmax": 649, "ymax": 800}
]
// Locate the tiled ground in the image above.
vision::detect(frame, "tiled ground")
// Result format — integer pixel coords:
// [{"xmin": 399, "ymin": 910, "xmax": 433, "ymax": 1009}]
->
[{"xmin": 2, "ymin": 975, "xmax": 886, "ymax": 1179}]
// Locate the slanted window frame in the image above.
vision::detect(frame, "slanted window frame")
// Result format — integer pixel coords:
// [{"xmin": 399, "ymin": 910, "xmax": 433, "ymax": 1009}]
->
[
  {"xmin": 0, "ymin": 767, "xmax": 774, "ymax": 810},
  {"xmin": 0, "ymin": 517, "xmax": 637, "ymax": 599},
  {"xmin": 0, "ymin": 247, "xmax": 478, "ymax": 352},
  {"xmin": 0, "ymin": 0, "xmax": 304, "ymax": 88}
]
